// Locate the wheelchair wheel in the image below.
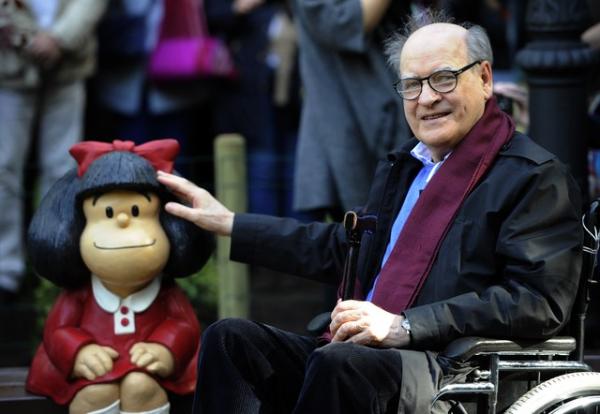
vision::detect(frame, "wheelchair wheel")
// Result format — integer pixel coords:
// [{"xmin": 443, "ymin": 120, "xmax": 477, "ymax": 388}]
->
[{"xmin": 505, "ymin": 372, "xmax": 600, "ymax": 413}]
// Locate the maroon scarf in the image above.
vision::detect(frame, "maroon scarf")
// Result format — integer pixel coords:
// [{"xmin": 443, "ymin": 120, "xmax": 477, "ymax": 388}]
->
[{"xmin": 370, "ymin": 97, "xmax": 515, "ymax": 314}]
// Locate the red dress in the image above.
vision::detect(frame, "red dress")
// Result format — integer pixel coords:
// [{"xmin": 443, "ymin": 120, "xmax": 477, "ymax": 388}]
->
[{"xmin": 26, "ymin": 279, "xmax": 201, "ymax": 405}]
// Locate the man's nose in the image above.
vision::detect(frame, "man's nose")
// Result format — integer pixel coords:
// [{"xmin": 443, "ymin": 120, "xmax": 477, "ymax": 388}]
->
[
  {"xmin": 117, "ymin": 212, "xmax": 130, "ymax": 228},
  {"xmin": 418, "ymin": 82, "xmax": 441, "ymax": 105}
]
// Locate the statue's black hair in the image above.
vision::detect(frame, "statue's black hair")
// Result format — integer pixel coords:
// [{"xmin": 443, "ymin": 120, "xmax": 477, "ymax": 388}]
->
[{"xmin": 27, "ymin": 151, "xmax": 214, "ymax": 289}]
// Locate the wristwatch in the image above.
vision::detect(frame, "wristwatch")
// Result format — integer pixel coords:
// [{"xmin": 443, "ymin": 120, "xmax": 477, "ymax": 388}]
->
[{"xmin": 401, "ymin": 316, "xmax": 411, "ymax": 336}]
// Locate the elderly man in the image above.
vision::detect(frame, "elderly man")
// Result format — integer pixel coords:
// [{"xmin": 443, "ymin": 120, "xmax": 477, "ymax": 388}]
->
[{"xmin": 158, "ymin": 12, "xmax": 582, "ymax": 414}]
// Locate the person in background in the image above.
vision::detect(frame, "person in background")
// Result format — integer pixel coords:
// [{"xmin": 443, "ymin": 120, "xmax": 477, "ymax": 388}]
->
[
  {"xmin": 291, "ymin": 0, "xmax": 413, "ymax": 221},
  {"xmin": 205, "ymin": 0, "xmax": 302, "ymax": 217},
  {"xmin": 86, "ymin": 0, "xmax": 215, "ymax": 187},
  {"xmin": 158, "ymin": 9, "xmax": 582, "ymax": 413},
  {"xmin": 0, "ymin": 0, "xmax": 108, "ymax": 301}
]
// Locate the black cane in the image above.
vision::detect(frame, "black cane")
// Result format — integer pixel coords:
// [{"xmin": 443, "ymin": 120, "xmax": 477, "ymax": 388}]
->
[
  {"xmin": 306, "ymin": 211, "xmax": 376, "ymax": 335},
  {"xmin": 341, "ymin": 211, "xmax": 377, "ymax": 300}
]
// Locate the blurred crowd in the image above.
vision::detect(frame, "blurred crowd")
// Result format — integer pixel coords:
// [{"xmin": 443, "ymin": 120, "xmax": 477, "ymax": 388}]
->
[{"xmin": 0, "ymin": 0, "xmax": 599, "ymax": 300}]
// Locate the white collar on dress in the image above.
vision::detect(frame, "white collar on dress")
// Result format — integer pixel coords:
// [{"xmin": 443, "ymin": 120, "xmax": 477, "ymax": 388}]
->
[{"xmin": 92, "ymin": 274, "xmax": 162, "ymax": 313}]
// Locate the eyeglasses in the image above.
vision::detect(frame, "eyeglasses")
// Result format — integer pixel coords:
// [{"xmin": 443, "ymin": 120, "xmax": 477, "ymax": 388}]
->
[{"xmin": 394, "ymin": 60, "xmax": 482, "ymax": 100}]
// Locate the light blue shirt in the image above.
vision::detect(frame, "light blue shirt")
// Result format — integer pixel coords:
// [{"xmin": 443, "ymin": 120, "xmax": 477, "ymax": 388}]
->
[
  {"xmin": 366, "ymin": 143, "xmax": 448, "ymax": 301},
  {"xmin": 29, "ymin": 0, "xmax": 59, "ymax": 29}
]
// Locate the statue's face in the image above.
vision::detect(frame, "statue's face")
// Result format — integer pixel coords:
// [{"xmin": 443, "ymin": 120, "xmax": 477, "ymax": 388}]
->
[{"xmin": 80, "ymin": 190, "xmax": 170, "ymax": 296}]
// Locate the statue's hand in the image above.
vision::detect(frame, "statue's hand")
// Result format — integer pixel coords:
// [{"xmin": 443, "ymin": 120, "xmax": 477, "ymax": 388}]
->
[
  {"xmin": 130, "ymin": 342, "xmax": 175, "ymax": 378},
  {"xmin": 72, "ymin": 344, "xmax": 119, "ymax": 380}
]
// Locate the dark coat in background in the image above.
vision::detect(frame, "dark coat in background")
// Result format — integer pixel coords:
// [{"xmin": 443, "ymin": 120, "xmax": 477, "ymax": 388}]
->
[
  {"xmin": 204, "ymin": 0, "xmax": 302, "ymax": 215},
  {"xmin": 291, "ymin": 0, "xmax": 412, "ymax": 212},
  {"xmin": 204, "ymin": 0, "xmax": 280, "ymax": 138}
]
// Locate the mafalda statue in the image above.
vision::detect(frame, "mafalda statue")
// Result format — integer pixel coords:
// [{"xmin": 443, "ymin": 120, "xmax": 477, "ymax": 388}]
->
[{"xmin": 25, "ymin": 139, "xmax": 213, "ymax": 414}]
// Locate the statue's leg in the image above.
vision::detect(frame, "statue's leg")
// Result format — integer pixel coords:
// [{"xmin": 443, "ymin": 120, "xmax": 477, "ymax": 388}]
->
[
  {"xmin": 119, "ymin": 371, "xmax": 169, "ymax": 413},
  {"xmin": 69, "ymin": 383, "xmax": 120, "ymax": 414}
]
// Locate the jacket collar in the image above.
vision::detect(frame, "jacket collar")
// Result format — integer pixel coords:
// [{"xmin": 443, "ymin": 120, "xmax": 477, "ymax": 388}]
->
[
  {"xmin": 387, "ymin": 137, "xmax": 419, "ymax": 162},
  {"xmin": 388, "ymin": 138, "xmax": 453, "ymax": 165},
  {"xmin": 92, "ymin": 274, "xmax": 161, "ymax": 313},
  {"xmin": 410, "ymin": 141, "xmax": 451, "ymax": 166}
]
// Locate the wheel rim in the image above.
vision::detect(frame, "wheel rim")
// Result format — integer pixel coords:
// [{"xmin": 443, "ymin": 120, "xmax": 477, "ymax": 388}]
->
[{"xmin": 549, "ymin": 395, "xmax": 600, "ymax": 414}]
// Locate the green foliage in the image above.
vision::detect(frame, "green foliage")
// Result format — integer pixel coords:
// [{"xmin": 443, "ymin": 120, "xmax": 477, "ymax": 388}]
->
[
  {"xmin": 33, "ymin": 277, "xmax": 61, "ymax": 334},
  {"xmin": 176, "ymin": 255, "xmax": 219, "ymax": 326}
]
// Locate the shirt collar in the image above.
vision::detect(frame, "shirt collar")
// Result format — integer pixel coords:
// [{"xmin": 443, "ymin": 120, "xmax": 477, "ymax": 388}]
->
[
  {"xmin": 410, "ymin": 142, "xmax": 451, "ymax": 166},
  {"xmin": 92, "ymin": 274, "xmax": 162, "ymax": 313}
]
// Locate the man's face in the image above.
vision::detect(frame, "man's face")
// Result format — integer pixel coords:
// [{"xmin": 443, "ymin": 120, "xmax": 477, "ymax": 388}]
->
[{"xmin": 399, "ymin": 24, "xmax": 493, "ymax": 161}]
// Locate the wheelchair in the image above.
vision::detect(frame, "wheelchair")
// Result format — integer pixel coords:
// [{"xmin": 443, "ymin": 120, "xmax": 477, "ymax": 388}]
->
[
  {"xmin": 431, "ymin": 199, "xmax": 600, "ymax": 413},
  {"xmin": 309, "ymin": 200, "xmax": 600, "ymax": 413}
]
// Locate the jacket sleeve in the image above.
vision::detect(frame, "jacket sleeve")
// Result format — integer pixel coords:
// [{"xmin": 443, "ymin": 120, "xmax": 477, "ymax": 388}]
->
[
  {"xmin": 50, "ymin": 0, "xmax": 109, "ymax": 51},
  {"xmin": 43, "ymin": 290, "xmax": 95, "ymax": 378},
  {"xmin": 404, "ymin": 162, "xmax": 583, "ymax": 350},
  {"xmin": 230, "ymin": 213, "xmax": 348, "ymax": 286},
  {"xmin": 147, "ymin": 285, "xmax": 201, "ymax": 378},
  {"xmin": 294, "ymin": 0, "xmax": 367, "ymax": 53}
]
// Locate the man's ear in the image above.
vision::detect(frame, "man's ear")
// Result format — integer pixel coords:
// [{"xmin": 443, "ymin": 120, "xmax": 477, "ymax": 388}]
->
[{"xmin": 480, "ymin": 60, "xmax": 494, "ymax": 99}]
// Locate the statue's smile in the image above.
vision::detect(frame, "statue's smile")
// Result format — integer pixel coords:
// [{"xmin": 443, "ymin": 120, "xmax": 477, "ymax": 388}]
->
[{"xmin": 93, "ymin": 239, "xmax": 156, "ymax": 250}]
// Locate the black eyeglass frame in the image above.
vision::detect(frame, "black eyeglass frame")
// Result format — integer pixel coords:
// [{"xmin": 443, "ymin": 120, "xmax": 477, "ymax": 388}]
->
[{"xmin": 394, "ymin": 60, "xmax": 482, "ymax": 101}]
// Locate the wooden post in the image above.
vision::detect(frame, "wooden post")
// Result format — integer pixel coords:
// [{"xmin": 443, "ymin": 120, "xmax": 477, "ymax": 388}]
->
[{"xmin": 214, "ymin": 134, "xmax": 250, "ymax": 319}]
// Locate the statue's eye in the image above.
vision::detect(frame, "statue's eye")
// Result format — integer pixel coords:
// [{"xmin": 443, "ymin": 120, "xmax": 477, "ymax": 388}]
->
[
  {"xmin": 105, "ymin": 207, "xmax": 114, "ymax": 218},
  {"xmin": 131, "ymin": 205, "xmax": 139, "ymax": 217}
]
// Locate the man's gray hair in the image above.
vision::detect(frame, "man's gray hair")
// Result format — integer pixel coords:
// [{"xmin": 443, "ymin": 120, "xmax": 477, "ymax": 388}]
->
[{"xmin": 385, "ymin": 8, "xmax": 494, "ymax": 75}]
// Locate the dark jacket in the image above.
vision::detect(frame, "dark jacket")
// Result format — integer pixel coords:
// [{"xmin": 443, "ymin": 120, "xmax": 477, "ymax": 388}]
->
[
  {"xmin": 231, "ymin": 133, "xmax": 583, "ymax": 351},
  {"xmin": 204, "ymin": 0, "xmax": 281, "ymax": 137}
]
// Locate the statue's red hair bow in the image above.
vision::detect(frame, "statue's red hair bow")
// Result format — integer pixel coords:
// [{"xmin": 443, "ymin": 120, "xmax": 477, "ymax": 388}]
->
[{"xmin": 69, "ymin": 139, "xmax": 180, "ymax": 177}]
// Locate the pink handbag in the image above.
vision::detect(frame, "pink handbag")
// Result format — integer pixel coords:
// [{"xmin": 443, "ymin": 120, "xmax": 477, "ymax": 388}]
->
[{"xmin": 148, "ymin": 0, "xmax": 237, "ymax": 81}]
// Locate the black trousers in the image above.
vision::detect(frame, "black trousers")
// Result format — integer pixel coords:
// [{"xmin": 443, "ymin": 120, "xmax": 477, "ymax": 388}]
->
[{"xmin": 192, "ymin": 318, "xmax": 405, "ymax": 414}]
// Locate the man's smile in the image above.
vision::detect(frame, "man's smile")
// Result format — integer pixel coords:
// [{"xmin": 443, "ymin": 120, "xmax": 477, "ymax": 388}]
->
[
  {"xmin": 421, "ymin": 112, "xmax": 450, "ymax": 121},
  {"xmin": 93, "ymin": 239, "xmax": 157, "ymax": 250}
]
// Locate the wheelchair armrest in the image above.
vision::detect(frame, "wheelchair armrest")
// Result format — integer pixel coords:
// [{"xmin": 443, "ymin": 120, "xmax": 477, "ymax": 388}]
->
[{"xmin": 441, "ymin": 336, "xmax": 576, "ymax": 363}]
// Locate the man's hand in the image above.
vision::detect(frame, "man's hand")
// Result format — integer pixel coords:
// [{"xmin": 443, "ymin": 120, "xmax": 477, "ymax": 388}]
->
[
  {"xmin": 72, "ymin": 344, "xmax": 119, "ymax": 380},
  {"xmin": 233, "ymin": 0, "xmax": 265, "ymax": 15},
  {"xmin": 493, "ymin": 82, "xmax": 529, "ymax": 129},
  {"xmin": 583, "ymin": 22, "xmax": 600, "ymax": 50},
  {"xmin": 157, "ymin": 171, "xmax": 234, "ymax": 236},
  {"xmin": 27, "ymin": 32, "xmax": 61, "ymax": 68},
  {"xmin": 361, "ymin": 0, "xmax": 392, "ymax": 32},
  {"xmin": 130, "ymin": 342, "xmax": 175, "ymax": 378},
  {"xmin": 330, "ymin": 300, "xmax": 410, "ymax": 348}
]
